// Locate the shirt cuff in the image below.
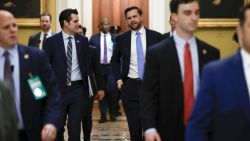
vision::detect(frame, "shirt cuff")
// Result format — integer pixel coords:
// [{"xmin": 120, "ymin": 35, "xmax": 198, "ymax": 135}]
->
[{"xmin": 144, "ymin": 128, "xmax": 157, "ymax": 135}]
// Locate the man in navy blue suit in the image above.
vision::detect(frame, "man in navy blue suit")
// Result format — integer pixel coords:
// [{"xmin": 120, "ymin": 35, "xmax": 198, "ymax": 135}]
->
[
  {"xmin": 43, "ymin": 9, "xmax": 104, "ymax": 141},
  {"xmin": 0, "ymin": 10, "xmax": 61, "ymax": 141},
  {"xmin": 111, "ymin": 6, "xmax": 162, "ymax": 141},
  {"xmin": 89, "ymin": 18, "xmax": 118, "ymax": 123},
  {"xmin": 186, "ymin": 4, "xmax": 250, "ymax": 141}
]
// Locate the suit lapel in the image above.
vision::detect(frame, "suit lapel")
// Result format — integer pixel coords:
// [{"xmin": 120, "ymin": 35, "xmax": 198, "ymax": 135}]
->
[
  {"xmin": 75, "ymin": 35, "xmax": 81, "ymax": 64},
  {"xmin": 196, "ymin": 38, "xmax": 208, "ymax": 75},
  {"xmin": 58, "ymin": 32, "xmax": 67, "ymax": 63},
  {"xmin": 96, "ymin": 33, "xmax": 101, "ymax": 56},
  {"xmin": 18, "ymin": 45, "xmax": 30, "ymax": 109},
  {"xmin": 230, "ymin": 51, "xmax": 250, "ymax": 123}
]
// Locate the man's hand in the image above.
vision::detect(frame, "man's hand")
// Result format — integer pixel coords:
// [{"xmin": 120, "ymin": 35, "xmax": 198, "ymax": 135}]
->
[
  {"xmin": 117, "ymin": 79, "xmax": 123, "ymax": 90},
  {"xmin": 97, "ymin": 90, "xmax": 105, "ymax": 100},
  {"xmin": 145, "ymin": 131, "xmax": 161, "ymax": 141},
  {"xmin": 41, "ymin": 124, "xmax": 57, "ymax": 141}
]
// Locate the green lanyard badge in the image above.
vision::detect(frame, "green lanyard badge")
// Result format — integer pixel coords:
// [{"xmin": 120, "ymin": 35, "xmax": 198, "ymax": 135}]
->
[{"xmin": 27, "ymin": 74, "xmax": 47, "ymax": 100}]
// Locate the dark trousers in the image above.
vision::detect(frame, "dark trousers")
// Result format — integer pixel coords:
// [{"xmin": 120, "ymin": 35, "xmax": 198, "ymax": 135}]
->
[
  {"xmin": 18, "ymin": 130, "xmax": 29, "ymax": 141},
  {"xmin": 57, "ymin": 84, "xmax": 88, "ymax": 141},
  {"xmin": 121, "ymin": 78, "xmax": 143, "ymax": 141},
  {"xmin": 99, "ymin": 64, "xmax": 118, "ymax": 118},
  {"xmin": 81, "ymin": 96, "xmax": 94, "ymax": 141}
]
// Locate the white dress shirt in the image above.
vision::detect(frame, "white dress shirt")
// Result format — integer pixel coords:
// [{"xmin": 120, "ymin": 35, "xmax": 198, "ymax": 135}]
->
[
  {"xmin": 62, "ymin": 31, "xmax": 82, "ymax": 81},
  {"xmin": 173, "ymin": 31, "xmax": 200, "ymax": 98},
  {"xmin": 241, "ymin": 48, "xmax": 250, "ymax": 98},
  {"xmin": 128, "ymin": 27, "xmax": 147, "ymax": 78},
  {"xmin": 39, "ymin": 30, "xmax": 52, "ymax": 50},
  {"xmin": 100, "ymin": 32, "xmax": 113, "ymax": 64},
  {"xmin": 0, "ymin": 45, "xmax": 23, "ymax": 129}
]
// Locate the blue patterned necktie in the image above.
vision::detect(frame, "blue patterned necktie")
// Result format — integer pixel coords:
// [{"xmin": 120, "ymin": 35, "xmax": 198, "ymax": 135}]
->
[
  {"xmin": 103, "ymin": 34, "xmax": 108, "ymax": 64},
  {"xmin": 136, "ymin": 32, "xmax": 144, "ymax": 79},
  {"xmin": 66, "ymin": 37, "xmax": 72, "ymax": 85}
]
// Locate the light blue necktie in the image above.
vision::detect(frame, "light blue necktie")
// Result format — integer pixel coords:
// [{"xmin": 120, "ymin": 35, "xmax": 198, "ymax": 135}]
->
[{"xmin": 136, "ymin": 32, "xmax": 144, "ymax": 79}]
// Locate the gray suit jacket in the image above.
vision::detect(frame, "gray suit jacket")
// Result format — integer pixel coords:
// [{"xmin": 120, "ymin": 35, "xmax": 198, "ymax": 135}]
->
[{"xmin": 0, "ymin": 81, "xmax": 18, "ymax": 141}]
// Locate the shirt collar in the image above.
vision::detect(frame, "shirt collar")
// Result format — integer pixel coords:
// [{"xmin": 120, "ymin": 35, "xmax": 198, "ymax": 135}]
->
[
  {"xmin": 62, "ymin": 31, "xmax": 74, "ymax": 40},
  {"xmin": 101, "ymin": 32, "xmax": 110, "ymax": 37},
  {"xmin": 0, "ymin": 45, "xmax": 18, "ymax": 58},
  {"xmin": 241, "ymin": 47, "xmax": 250, "ymax": 67},
  {"xmin": 131, "ymin": 26, "xmax": 145, "ymax": 36},
  {"xmin": 173, "ymin": 31, "xmax": 196, "ymax": 48},
  {"xmin": 41, "ymin": 30, "xmax": 52, "ymax": 36}
]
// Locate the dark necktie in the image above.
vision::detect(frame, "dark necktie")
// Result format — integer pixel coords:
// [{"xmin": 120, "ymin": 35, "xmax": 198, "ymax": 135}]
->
[
  {"xmin": 103, "ymin": 34, "xmax": 108, "ymax": 64},
  {"xmin": 136, "ymin": 32, "xmax": 144, "ymax": 79},
  {"xmin": 66, "ymin": 37, "xmax": 72, "ymax": 85},
  {"xmin": 3, "ymin": 51, "xmax": 14, "ymax": 89},
  {"xmin": 183, "ymin": 42, "xmax": 194, "ymax": 125},
  {"xmin": 42, "ymin": 33, "xmax": 47, "ymax": 49}
]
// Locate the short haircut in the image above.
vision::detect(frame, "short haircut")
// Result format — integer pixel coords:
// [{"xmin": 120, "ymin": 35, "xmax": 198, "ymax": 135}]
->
[
  {"xmin": 239, "ymin": 4, "xmax": 250, "ymax": 26},
  {"xmin": 124, "ymin": 6, "xmax": 143, "ymax": 18},
  {"xmin": 40, "ymin": 12, "xmax": 52, "ymax": 21},
  {"xmin": 79, "ymin": 25, "xmax": 87, "ymax": 35},
  {"xmin": 170, "ymin": 0, "xmax": 198, "ymax": 13},
  {"xmin": 59, "ymin": 9, "xmax": 78, "ymax": 29}
]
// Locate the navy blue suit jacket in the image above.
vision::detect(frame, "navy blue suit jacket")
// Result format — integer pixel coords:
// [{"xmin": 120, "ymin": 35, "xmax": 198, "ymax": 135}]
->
[
  {"xmin": 186, "ymin": 50, "xmax": 250, "ymax": 141},
  {"xmin": 89, "ymin": 32, "xmax": 116, "ymax": 58},
  {"xmin": 18, "ymin": 44, "xmax": 61, "ymax": 141},
  {"xmin": 111, "ymin": 28, "xmax": 162, "ymax": 83},
  {"xmin": 43, "ymin": 32, "xmax": 89, "ymax": 93}
]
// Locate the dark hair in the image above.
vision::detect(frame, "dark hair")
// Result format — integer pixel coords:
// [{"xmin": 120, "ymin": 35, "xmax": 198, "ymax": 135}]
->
[
  {"xmin": 170, "ymin": 0, "xmax": 198, "ymax": 13},
  {"xmin": 79, "ymin": 25, "xmax": 87, "ymax": 35},
  {"xmin": 124, "ymin": 6, "xmax": 143, "ymax": 18},
  {"xmin": 110, "ymin": 25, "xmax": 121, "ymax": 34},
  {"xmin": 59, "ymin": 9, "xmax": 78, "ymax": 29},
  {"xmin": 239, "ymin": 4, "xmax": 250, "ymax": 26}
]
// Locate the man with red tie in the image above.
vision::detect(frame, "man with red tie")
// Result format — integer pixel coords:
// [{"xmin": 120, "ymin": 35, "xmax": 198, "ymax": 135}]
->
[{"xmin": 139, "ymin": 0, "xmax": 220, "ymax": 141}]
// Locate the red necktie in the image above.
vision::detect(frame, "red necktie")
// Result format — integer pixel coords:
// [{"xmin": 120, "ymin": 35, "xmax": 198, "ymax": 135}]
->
[{"xmin": 183, "ymin": 42, "xmax": 194, "ymax": 125}]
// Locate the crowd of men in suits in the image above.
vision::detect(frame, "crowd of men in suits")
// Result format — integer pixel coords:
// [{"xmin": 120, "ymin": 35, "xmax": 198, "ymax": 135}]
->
[{"xmin": 0, "ymin": 0, "xmax": 250, "ymax": 141}]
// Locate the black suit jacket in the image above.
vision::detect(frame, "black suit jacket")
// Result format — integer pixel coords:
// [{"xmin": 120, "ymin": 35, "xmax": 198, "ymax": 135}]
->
[
  {"xmin": 140, "ymin": 37, "xmax": 220, "ymax": 141},
  {"xmin": 111, "ymin": 28, "xmax": 162, "ymax": 82},
  {"xmin": 28, "ymin": 32, "xmax": 55, "ymax": 48},
  {"xmin": 17, "ymin": 44, "xmax": 61, "ymax": 141},
  {"xmin": 43, "ymin": 32, "xmax": 89, "ymax": 93},
  {"xmin": 87, "ymin": 45, "xmax": 104, "ymax": 95},
  {"xmin": 161, "ymin": 32, "xmax": 171, "ymax": 40}
]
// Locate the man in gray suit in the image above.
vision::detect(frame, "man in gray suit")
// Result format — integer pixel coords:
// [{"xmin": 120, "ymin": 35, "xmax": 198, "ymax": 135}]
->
[{"xmin": 28, "ymin": 12, "xmax": 54, "ymax": 50}]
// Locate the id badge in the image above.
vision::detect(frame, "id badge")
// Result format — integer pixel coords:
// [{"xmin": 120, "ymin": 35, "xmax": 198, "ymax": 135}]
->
[{"xmin": 27, "ymin": 75, "xmax": 47, "ymax": 100}]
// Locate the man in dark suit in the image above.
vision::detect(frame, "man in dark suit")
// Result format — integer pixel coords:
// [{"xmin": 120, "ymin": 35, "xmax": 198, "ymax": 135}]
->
[
  {"xmin": 162, "ymin": 16, "xmax": 176, "ymax": 39},
  {"xmin": 0, "ymin": 10, "xmax": 61, "ymax": 141},
  {"xmin": 90, "ymin": 18, "xmax": 118, "ymax": 123},
  {"xmin": 111, "ymin": 6, "xmax": 162, "ymax": 141},
  {"xmin": 186, "ymin": 4, "xmax": 250, "ymax": 141},
  {"xmin": 43, "ymin": 9, "xmax": 104, "ymax": 141},
  {"xmin": 28, "ymin": 12, "xmax": 54, "ymax": 50},
  {"xmin": 140, "ymin": 0, "xmax": 220, "ymax": 141},
  {"xmin": 78, "ymin": 26, "xmax": 104, "ymax": 141}
]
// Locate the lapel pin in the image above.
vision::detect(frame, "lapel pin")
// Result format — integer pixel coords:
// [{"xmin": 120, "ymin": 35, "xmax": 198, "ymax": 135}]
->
[
  {"xmin": 76, "ymin": 40, "xmax": 79, "ymax": 43},
  {"xmin": 202, "ymin": 49, "xmax": 207, "ymax": 55},
  {"xmin": 24, "ymin": 54, "xmax": 29, "ymax": 59}
]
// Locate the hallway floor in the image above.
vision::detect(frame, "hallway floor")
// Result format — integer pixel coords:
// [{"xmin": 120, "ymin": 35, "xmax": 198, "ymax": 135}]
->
[{"xmin": 64, "ymin": 101, "xmax": 131, "ymax": 141}]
